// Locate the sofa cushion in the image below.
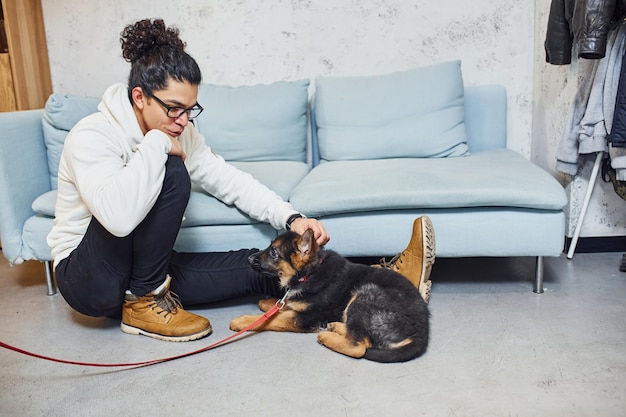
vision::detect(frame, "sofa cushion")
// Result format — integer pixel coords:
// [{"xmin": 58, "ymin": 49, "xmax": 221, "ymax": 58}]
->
[
  {"xmin": 194, "ymin": 80, "xmax": 310, "ymax": 162},
  {"xmin": 183, "ymin": 161, "xmax": 309, "ymax": 226},
  {"xmin": 31, "ymin": 161, "xmax": 310, "ymax": 228},
  {"xmin": 22, "ymin": 214, "xmax": 54, "ymax": 261},
  {"xmin": 289, "ymin": 149, "xmax": 568, "ymax": 217},
  {"xmin": 31, "ymin": 190, "xmax": 57, "ymax": 217},
  {"xmin": 314, "ymin": 60, "xmax": 469, "ymax": 161},
  {"xmin": 42, "ymin": 94, "xmax": 101, "ymax": 189}
]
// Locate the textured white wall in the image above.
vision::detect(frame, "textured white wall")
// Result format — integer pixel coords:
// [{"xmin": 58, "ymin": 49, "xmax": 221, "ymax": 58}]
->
[
  {"xmin": 41, "ymin": 0, "xmax": 534, "ymax": 155},
  {"xmin": 40, "ymin": 0, "xmax": 625, "ymax": 238}
]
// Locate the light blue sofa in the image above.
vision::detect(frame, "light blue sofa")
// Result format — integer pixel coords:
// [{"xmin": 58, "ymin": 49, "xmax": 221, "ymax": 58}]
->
[{"xmin": 0, "ymin": 61, "xmax": 567, "ymax": 296}]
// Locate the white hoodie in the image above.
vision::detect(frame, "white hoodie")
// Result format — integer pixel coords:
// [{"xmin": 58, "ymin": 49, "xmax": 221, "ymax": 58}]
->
[{"xmin": 47, "ymin": 83, "xmax": 297, "ymax": 267}]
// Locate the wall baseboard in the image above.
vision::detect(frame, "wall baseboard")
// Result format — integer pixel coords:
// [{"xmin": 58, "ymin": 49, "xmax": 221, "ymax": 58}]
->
[{"xmin": 564, "ymin": 236, "xmax": 626, "ymax": 254}]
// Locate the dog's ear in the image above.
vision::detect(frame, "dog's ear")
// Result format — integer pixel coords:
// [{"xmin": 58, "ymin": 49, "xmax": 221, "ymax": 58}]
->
[{"xmin": 296, "ymin": 228, "xmax": 315, "ymax": 255}]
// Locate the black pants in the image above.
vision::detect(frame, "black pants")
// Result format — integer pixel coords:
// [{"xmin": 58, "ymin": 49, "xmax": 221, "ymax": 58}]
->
[{"xmin": 55, "ymin": 156, "xmax": 281, "ymax": 318}]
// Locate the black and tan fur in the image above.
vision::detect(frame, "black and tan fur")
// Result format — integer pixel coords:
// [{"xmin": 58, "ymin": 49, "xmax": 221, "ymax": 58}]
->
[{"xmin": 229, "ymin": 229, "xmax": 429, "ymax": 363}]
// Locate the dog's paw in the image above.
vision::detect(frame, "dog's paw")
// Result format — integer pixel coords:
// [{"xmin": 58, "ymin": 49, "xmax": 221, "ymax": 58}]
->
[
  {"xmin": 317, "ymin": 329, "xmax": 348, "ymax": 347},
  {"xmin": 317, "ymin": 330, "xmax": 367, "ymax": 359},
  {"xmin": 317, "ymin": 330, "xmax": 333, "ymax": 346},
  {"xmin": 325, "ymin": 321, "xmax": 348, "ymax": 336},
  {"xmin": 258, "ymin": 298, "xmax": 279, "ymax": 312},
  {"xmin": 229, "ymin": 315, "xmax": 258, "ymax": 332}
]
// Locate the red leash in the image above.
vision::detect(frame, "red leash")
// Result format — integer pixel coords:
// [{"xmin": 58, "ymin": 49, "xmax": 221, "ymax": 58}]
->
[{"xmin": 0, "ymin": 302, "xmax": 282, "ymax": 369}]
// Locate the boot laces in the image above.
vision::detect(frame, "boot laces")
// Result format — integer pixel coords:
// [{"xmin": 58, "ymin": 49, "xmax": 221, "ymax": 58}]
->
[
  {"xmin": 377, "ymin": 252, "xmax": 403, "ymax": 268},
  {"xmin": 150, "ymin": 290, "xmax": 183, "ymax": 317}
]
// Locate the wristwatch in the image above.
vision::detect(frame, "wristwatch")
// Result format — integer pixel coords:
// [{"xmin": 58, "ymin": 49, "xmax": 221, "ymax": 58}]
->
[{"xmin": 285, "ymin": 213, "xmax": 305, "ymax": 230}]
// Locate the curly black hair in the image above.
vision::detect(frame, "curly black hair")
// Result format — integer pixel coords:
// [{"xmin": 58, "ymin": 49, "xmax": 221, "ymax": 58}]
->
[{"xmin": 120, "ymin": 18, "xmax": 201, "ymax": 100}]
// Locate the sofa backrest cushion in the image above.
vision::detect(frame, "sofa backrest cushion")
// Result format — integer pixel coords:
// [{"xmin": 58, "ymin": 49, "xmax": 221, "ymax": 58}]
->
[
  {"xmin": 42, "ymin": 80, "xmax": 310, "ymax": 189},
  {"xmin": 42, "ymin": 94, "xmax": 100, "ymax": 189},
  {"xmin": 313, "ymin": 60, "xmax": 469, "ymax": 161},
  {"xmin": 194, "ymin": 80, "xmax": 310, "ymax": 162}
]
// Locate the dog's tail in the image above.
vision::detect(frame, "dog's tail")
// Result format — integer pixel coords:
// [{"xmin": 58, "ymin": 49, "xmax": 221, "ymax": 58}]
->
[{"xmin": 363, "ymin": 338, "xmax": 428, "ymax": 363}]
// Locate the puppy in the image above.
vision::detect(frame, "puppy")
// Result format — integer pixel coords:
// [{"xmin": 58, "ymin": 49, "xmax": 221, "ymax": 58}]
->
[{"xmin": 229, "ymin": 228, "xmax": 429, "ymax": 362}]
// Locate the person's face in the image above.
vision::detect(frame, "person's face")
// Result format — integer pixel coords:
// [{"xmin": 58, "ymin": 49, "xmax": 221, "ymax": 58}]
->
[{"xmin": 132, "ymin": 79, "xmax": 200, "ymax": 138}]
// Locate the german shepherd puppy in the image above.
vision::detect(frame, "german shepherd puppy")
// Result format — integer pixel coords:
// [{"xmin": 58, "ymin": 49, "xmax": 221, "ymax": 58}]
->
[{"xmin": 229, "ymin": 228, "xmax": 429, "ymax": 363}]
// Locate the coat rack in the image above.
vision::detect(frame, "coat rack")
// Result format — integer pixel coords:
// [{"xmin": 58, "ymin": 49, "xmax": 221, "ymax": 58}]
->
[{"xmin": 566, "ymin": 151, "xmax": 604, "ymax": 259}]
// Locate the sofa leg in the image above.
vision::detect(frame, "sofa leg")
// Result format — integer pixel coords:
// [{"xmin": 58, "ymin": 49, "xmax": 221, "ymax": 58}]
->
[
  {"xmin": 533, "ymin": 256, "xmax": 544, "ymax": 294},
  {"xmin": 45, "ymin": 261, "xmax": 57, "ymax": 296}
]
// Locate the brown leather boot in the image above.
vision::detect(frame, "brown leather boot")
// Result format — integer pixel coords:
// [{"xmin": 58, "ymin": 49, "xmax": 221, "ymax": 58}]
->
[
  {"xmin": 121, "ymin": 275, "xmax": 212, "ymax": 342},
  {"xmin": 376, "ymin": 216, "xmax": 435, "ymax": 302}
]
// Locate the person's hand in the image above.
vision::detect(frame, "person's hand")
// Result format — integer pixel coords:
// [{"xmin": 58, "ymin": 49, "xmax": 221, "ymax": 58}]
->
[
  {"xmin": 290, "ymin": 218, "xmax": 330, "ymax": 246},
  {"xmin": 168, "ymin": 136, "xmax": 186, "ymax": 161}
]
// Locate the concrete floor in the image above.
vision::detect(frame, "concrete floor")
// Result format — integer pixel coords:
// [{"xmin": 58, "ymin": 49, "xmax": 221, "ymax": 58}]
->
[{"xmin": 1, "ymin": 251, "xmax": 625, "ymax": 417}]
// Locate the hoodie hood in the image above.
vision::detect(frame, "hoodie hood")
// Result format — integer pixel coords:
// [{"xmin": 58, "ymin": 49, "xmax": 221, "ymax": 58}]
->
[{"xmin": 97, "ymin": 83, "xmax": 146, "ymax": 151}]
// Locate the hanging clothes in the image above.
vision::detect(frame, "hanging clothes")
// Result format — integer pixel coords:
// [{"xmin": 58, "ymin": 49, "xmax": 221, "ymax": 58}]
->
[
  {"xmin": 609, "ymin": 32, "xmax": 626, "ymax": 180},
  {"xmin": 546, "ymin": 1, "xmax": 626, "ymax": 270},
  {"xmin": 546, "ymin": 1, "xmax": 626, "ymax": 179},
  {"xmin": 545, "ymin": 0, "xmax": 626, "ymax": 65},
  {"xmin": 555, "ymin": 22, "xmax": 626, "ymax": 176}
]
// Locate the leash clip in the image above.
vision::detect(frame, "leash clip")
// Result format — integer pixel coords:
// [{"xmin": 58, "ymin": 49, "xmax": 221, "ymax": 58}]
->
[{"xmin": 276, "ymin": 289, "xmax": 290, "ymax": 310}]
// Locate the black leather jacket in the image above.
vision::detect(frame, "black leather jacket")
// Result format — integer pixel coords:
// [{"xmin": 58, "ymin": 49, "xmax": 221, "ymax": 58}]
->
[{"xmin": 545, "ymin": 0, "xmax": 626, "ymax": 64}]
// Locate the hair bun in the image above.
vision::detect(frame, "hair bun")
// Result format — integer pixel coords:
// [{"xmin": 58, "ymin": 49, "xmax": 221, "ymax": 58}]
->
[{"xmin": 120, "ymin": 18, "xmax": 186, "ymax": 63}]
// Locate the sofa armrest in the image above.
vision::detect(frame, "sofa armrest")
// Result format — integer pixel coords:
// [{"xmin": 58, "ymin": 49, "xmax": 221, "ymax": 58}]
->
[
  {"xmin": 464, "ymin": 85, "xmax": 507, "ymax": 153},
  {"xmin": 0, "ymin": 109, "xmax": 51, "ymax": 264}
]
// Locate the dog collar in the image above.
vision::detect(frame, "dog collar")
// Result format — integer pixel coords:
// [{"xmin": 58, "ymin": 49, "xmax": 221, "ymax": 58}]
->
[{"xmin": 296, "ymin": 257, "xmax": 324, "ymax": 283}]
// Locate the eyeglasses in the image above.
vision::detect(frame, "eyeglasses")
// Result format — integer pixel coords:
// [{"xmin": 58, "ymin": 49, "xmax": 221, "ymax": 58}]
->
[{"xmin": 148, "ymin": 93, "xmax": 204, "ymax": 120}]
